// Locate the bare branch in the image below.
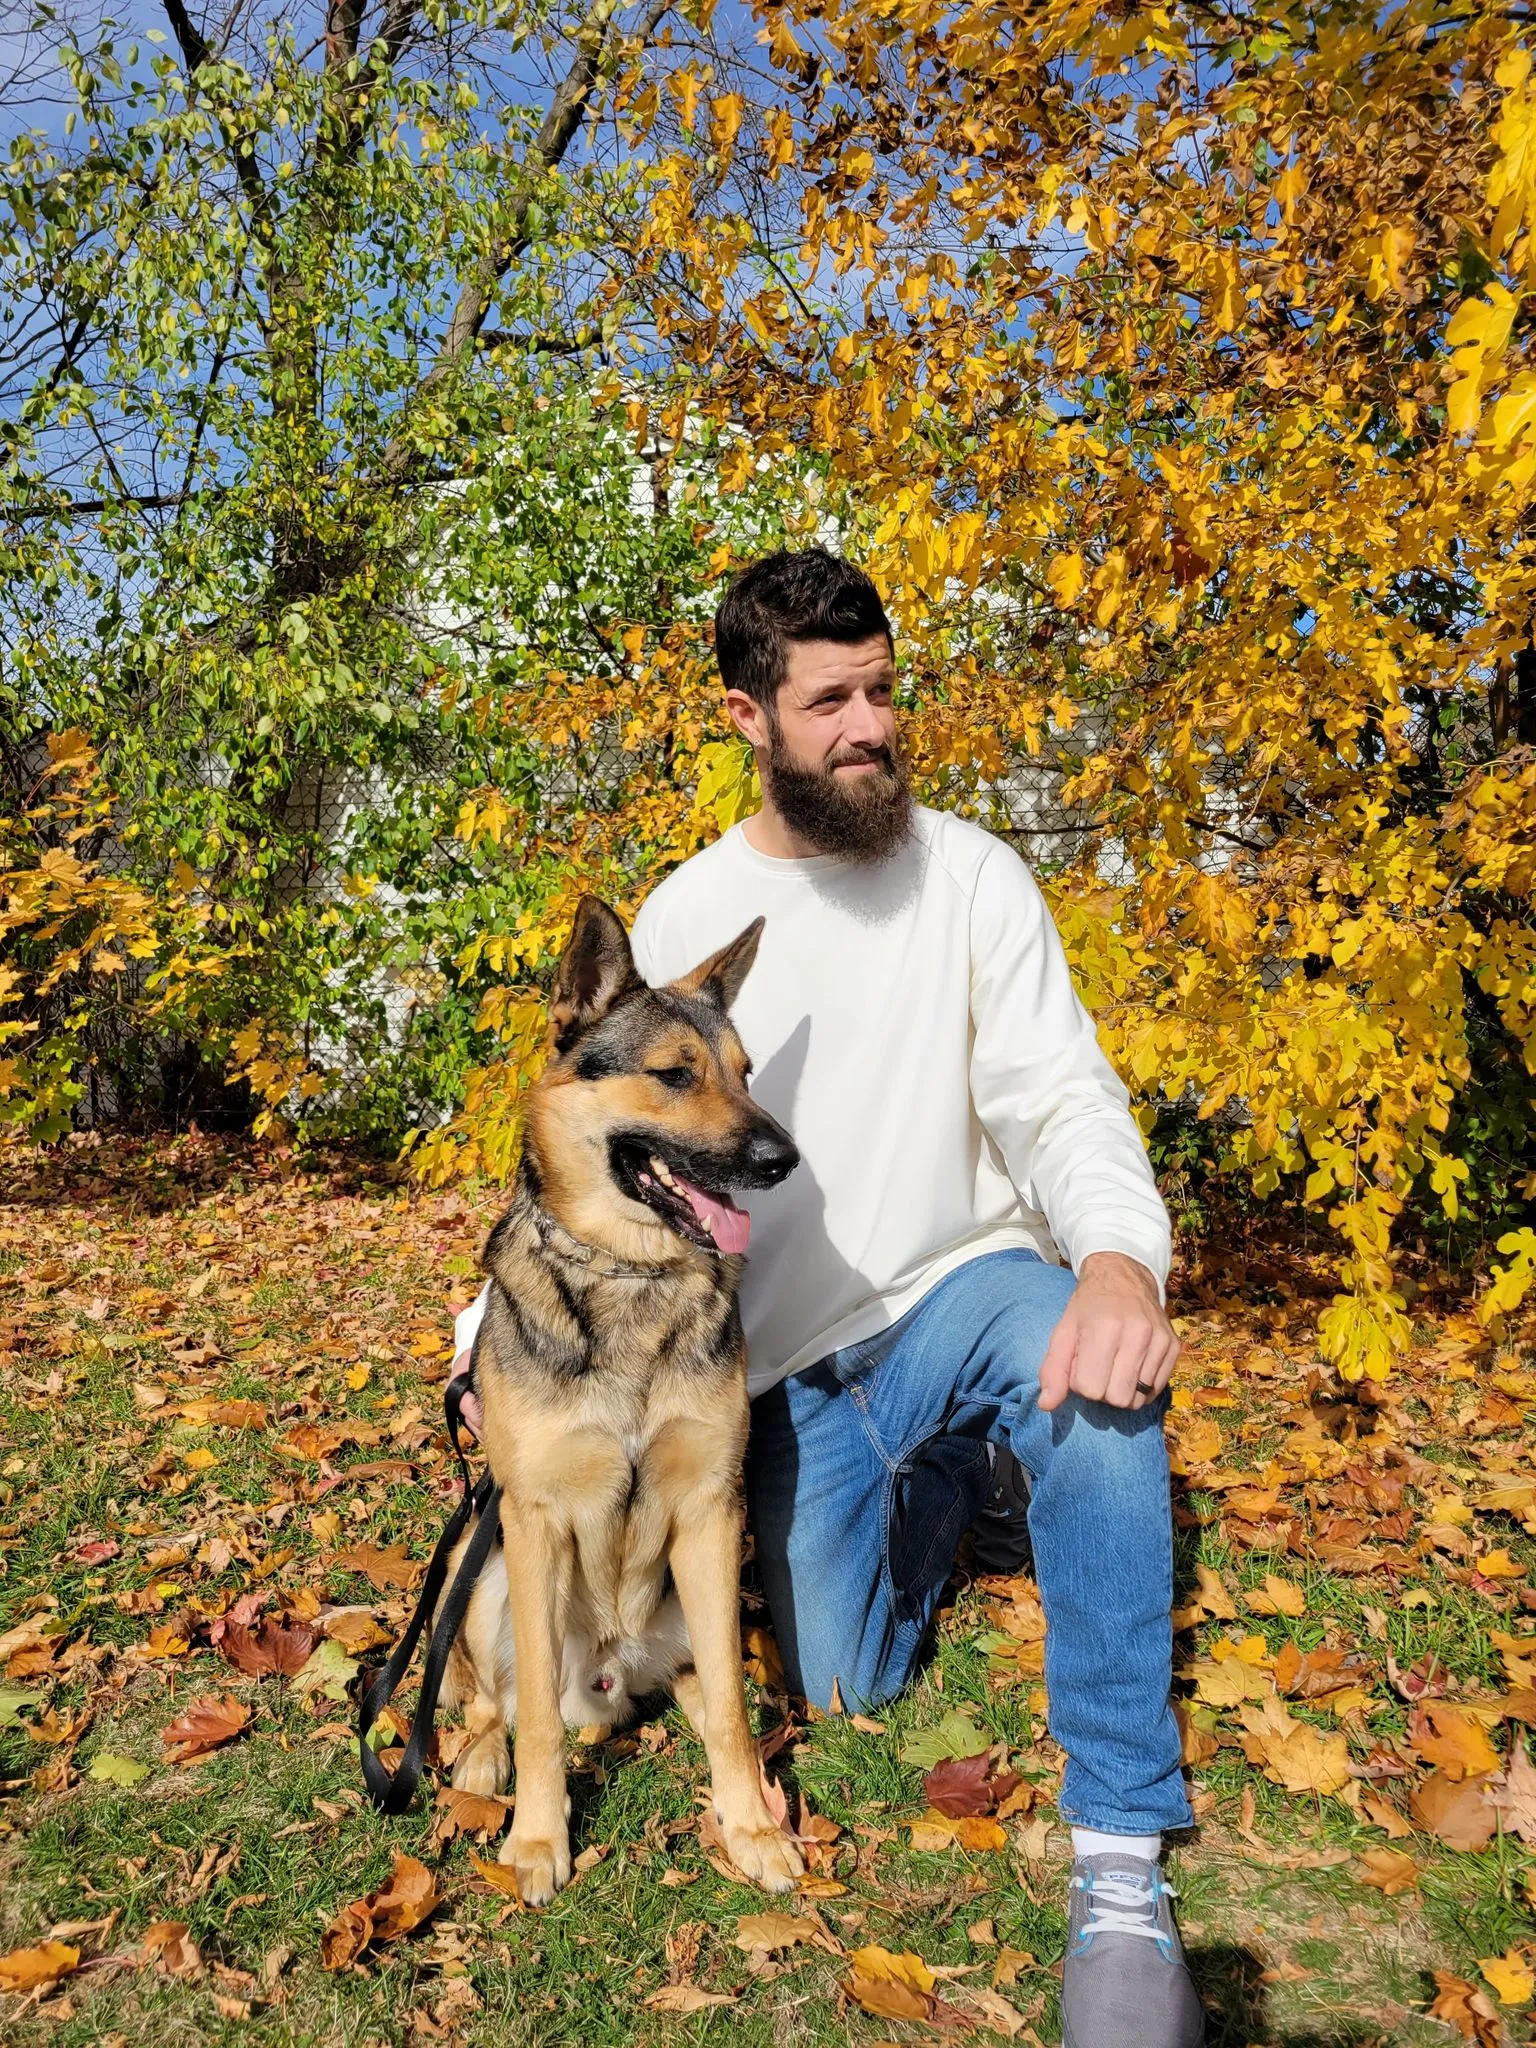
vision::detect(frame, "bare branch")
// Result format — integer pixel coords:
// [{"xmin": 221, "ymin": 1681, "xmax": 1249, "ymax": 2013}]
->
[{"xmin": 381, "ymin": 0, "xmax": 672, "ymax": 477}]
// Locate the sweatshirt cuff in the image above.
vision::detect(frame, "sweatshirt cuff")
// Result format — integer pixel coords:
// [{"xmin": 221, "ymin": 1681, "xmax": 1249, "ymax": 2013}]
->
[
  {"xmin": 453, "ymin": 1282, "xmax": 491, "ymax": 1358},
  {"xmin": 1069, "ymin": 1238, "xmax": 1171, "ymax": 1306}
]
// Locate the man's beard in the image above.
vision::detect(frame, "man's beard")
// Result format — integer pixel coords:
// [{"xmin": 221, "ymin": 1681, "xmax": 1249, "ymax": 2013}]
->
[{"xmin": 765, "ymin": 726, "xmax": 913, "ymax": 863}]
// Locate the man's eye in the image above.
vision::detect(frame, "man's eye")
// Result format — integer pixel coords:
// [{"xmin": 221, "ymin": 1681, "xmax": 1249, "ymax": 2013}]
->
[{"xmin": 649, "ymin": 1066, "xmax": 695, "ymax": 1090}]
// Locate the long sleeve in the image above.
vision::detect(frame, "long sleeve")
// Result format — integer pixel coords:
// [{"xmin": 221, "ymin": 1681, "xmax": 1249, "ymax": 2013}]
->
[
  {"xmin": 454, "ymin": 1284, "xmax": 490, "ymax": 1357},
  {"xmin": 967, "ymin": 840, "xmax": 1171, "ymax": 1296}
]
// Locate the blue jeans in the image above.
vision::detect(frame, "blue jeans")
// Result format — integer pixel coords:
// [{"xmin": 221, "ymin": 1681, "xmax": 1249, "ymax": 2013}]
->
[{"xmin": 745, "ymin": 1249, "xmax": 1193, "ymax": 1836}]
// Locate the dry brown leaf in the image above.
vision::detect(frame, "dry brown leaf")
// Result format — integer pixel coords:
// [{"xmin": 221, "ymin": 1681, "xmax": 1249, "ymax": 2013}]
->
[
  {"xmin": 1171, "ymin": 1562, "xmax": 1237, "ymax": 1629},
  {"xmin": 216, "ymin": 1617, "xmax": 316, "ymax": 1680},
  {"xmin": 1359, "ymin": 1789, "xmax": 1415, "ymax": 1838},
  {"xmin": 327, "ymin": 1543, "xmax": 422, "ymax": 1592},
  {"xmin": 433, "ymin": 1787, "xmax": 511, "ymax": 1843},
  {"xmin": 924, "ymin": 1750, "xmax": 1021, "ymax": 1818},
  {"xmin": 321, "ymin": 1608, "xmax": 391, "ymax": 1653},
  {"xmin": 142, "ymin": 1920, "xmax": 204, "ymax": 1978},
  {"xmin": 0, "ymin": 1942, "xmax": 79, "ymax": 1994},
  {"xmin": 1410, "ymin": 1771, "xmax": 1497, "ymax": 1853},
  {"xmin": 320, "ymin": 1854, "xmax": 439, "ymax": 1969},
  {"xmin": 161, "ymin": 1695, "xmax": 250, "ymax": 1763},
  {"xmin": 642, "ymin": 1985, "xmax": 738, "ymax": 2013},
  {"xmin": 1489, "ymin": 1741, "xmax": 1536, "ymax": 1844},
  {"xmin": 1356, "ymin": 1848, "xmax": 1420, "ymax": 1896},
  {"xmin": 1429, "ymin": 1969, "xmax": 1501, "ymax": 2045},
  {"xmin": 965, "ymin": 1984, "xmax": 1031, "ymax": 2037}
]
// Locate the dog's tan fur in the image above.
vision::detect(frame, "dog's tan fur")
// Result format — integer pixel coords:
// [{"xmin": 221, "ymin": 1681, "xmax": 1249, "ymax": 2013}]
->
[{"xmin": 439, "ymin": 898, "xmax": 803, "ymax": 1904}]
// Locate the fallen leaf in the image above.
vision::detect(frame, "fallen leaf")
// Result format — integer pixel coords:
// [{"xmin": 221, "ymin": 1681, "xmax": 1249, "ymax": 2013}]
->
[
  {"xmin": 1248, "ymin": 1572, "xmax": 1307, "ymax": 1618},
  {"xmin": 898, "ymin": 1709, "xmax": 987, "ymax": 1770},
  {"xmin": 1411, "ymin": 1771, "xmax": 1497, "ymax": 1853},
  {"xmin": 178, "ymin": 1398, "xmax": 266, "ymax": 1429},
  {"xmin": 433, "ymin": 1787, "xmax": 511, "ymax": 1843},
  {"xmin": 0, "ymin": 1689, "xmax": 41, "ymax": 1728},
  {"xmin": 1429, "ymin": 1968, "xmax": 1501, "ymax": 2044},
  {"xmin": 1172, "ymin": 1562, "xmax": 1237, "ymax": 1628},
  {"xmin": 88, "ymin": 1752, "xmax": 151, "ymax": 1786},
  {"xmin": 1359, "ymin": 1789, "xmax": 1415, "ymax": 1838},
  {"xmin": 643, "ymin": 1985, "xmax": 739, "ymax": 2012},
  {"xmin": 924, "ymin": 1750, "xmax": 1021, "ymax": 1818},
  {"xmin": 0, "ymin": 1942, "xmax": 79, "ymax": 1994},
  {"xmin": 468, "ymin": 1855, "xmax": 523, "ymax": 1899},
  {"xmin": 1254, "ymin": 1721, "xmax": 1353, "ymax": 1796},
  {"xmin": 741, "ymin": 1625, "xmax": 783, "ymax": 1688},
  {"xmin": 142, "ymin": 1622, "xmax": 192, "ymax": 1660},
  {"xmin": 328, "ymin": 1543, "xmax": 422, "ymax": 1592},
  {"xmin": 161, "ymin": 1695, "xmax": 249, "ymax": 1763},
  {"xmin": 292, "ymin": 1639, "xmax": 359, "ymax": 1702},
  {"xmin": 216, "ymin": 1617, "xmax": 317, "ymax": 1679},
  {"xmin": 848, "ymin": 1944, "xmax": 936, "ymax": 1993},
  {"xmin": 992, "ymin": 1946, "xmax": 1037, "ymax": 1986},
  {"xmin": 1408, "ymin": 1703, "xmax": 1502, "ymax": 1782},
  {"xmin": 321, "ymin": 1607, "xmax": 391, "ymax": 1653},
  {"xmin": 910, "ymin": 1809, "xmax": 1010, "ymax": 1852},
  {"xmin": 1489, "ymin": 1741, "xmax": 1536, "ymax": 1844},
  {"xmin": 1356, "ymin": 1848, "xmax": 1420, "ymax": 1896},
  {"xmin": 142, "ymin": 1920, "xmax": 204, "ymax": 1978},
  {"xmin": 734, "ymin": 1912, "xmax": 813, "ymax": 1953},
  {"xmin": 1476, "ymin": 1549, "xmax": 1527, "ymax": 1580},
  {"xmin": 965, "ymin": 1984, "xmax": 1031, "ymax": 2037},
  {"xmin": 321, "ymin": 1854, "xmax": 439, "ymax": 1969},
  {"xmin": 1480, "ymin": 1949, "xmax": 1534, "ymax": 2006}
]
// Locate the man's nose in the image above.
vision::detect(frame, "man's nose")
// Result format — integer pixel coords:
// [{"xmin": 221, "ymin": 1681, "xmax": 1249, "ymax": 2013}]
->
[
  {"xmin": 743, "ymin": 1124, "xmax": 799, "ymax": 1185},
  {"xmin": 841, "ymin": 690, "xmax": 888, "ymax": 748}
]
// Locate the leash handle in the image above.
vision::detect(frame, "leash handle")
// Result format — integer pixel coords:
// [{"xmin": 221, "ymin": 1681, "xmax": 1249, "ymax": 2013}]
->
[{"xmin": 356, "ymin": 1327, "xmax": 499, "ymax": 1814}]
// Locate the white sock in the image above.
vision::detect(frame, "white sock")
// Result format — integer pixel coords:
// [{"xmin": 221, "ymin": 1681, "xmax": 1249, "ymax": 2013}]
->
[{"xmin": 1072, "ymin": 1827, "xmax": 1162, "ymax": 1864}]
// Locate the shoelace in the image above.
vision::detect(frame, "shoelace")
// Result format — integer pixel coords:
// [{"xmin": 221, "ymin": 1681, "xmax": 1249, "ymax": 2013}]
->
[{"xmin": 1073, "ymin": 1870, "xmax": 1177, "ymax": 1944}]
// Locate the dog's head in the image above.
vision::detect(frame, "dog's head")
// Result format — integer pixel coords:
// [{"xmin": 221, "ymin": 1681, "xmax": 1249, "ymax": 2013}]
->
[{"xmin": 521, "ymin": 896, "xmax": 798, "ymax": 1262}]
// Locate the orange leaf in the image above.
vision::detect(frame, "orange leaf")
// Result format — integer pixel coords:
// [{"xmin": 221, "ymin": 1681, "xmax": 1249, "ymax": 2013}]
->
[
  {"xmin": 161, "ymin": 1694, "xmax": 249, "ymax": 1763},
  {"xmin": 0, "ymin": 1942, "xmax": 79, "ymax": 1994},
  {"xmin": 1410, "ymin": 1772, "xmax": 1497, "ymax": 1853},
  {"xmin": 1356, "ymin": 1848, "xmax": 1420, "ymax": 1896},
  {"xmin": 1408, "ymin": 1704, "xmax": 1502, "ymax": 1782}
]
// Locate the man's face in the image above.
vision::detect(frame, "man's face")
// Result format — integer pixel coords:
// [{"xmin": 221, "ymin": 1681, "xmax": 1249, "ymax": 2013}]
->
[{"xmin": 726, "ymin": 635, "xmax": 912, "ymax": 861}]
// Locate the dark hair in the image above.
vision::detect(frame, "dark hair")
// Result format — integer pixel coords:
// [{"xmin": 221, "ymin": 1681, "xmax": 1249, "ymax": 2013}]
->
[{"xmin": 714, "ymin": 547, "xmax": 893, "ymax": 709}]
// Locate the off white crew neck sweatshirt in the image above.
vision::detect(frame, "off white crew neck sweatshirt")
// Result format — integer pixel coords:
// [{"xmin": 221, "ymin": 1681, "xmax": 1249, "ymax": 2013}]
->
[{"xmin": 456, "ymin": 805, "xmax": 1170, "ymax": 1399}]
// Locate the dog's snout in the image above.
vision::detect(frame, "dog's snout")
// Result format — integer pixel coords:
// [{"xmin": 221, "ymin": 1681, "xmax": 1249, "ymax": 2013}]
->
[{"xmin": 745, "ymin": 1125, "xmax": 799, "ymax": 1185}]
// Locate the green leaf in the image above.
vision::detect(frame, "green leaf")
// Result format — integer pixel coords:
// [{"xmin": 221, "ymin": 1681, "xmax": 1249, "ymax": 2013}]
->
[
  {"xmin": 89, "ymin": 1751, "xmax": 151, "ymax": 1786},
  {"xmin": 0, "ymin": 1689, "xmax": 40, "ymax": 1728},
  {"xmin": 898, "ymin": 1709, "xmax": 987, "ymax": 1771},
  {"xmin": 293, "ymin": 1638, "xmax": 359, "ymax": 1702}
]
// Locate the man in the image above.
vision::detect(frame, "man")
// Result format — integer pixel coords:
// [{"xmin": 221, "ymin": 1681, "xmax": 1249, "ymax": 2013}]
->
[{"xmin": 454, "ymin": 549, "xmax": 1202, "ymax": 2048}]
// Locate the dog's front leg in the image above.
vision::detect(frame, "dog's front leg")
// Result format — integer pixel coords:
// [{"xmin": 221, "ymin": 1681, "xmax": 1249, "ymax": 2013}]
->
[
  {"xmin": 500, "ymin": 1498, "xmax": 573, "ymax": 1904},
  {"xmin": 668, "ymin": 1501, "xmax": 803, "ymax": 1894}
]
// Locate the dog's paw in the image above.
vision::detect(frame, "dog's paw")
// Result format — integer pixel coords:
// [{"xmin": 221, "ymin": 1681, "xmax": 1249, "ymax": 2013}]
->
[
  {"xmin": 451, "ymin": 1738, "xmax": 509, "ymax": 1798},
  {"xmin": 499, "ymin": 1826, "xmax": 571, "ymax": 1906},
  {"xmin": 720, "ymin": 1813, "xmax": 803, "ymax": 1894}
]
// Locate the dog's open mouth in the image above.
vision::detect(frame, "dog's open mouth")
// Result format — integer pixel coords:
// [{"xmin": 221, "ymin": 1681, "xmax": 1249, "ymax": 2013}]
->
[{"xmin": 610, "ymin": 1139, "xmax": 751, "ymax": 1254}]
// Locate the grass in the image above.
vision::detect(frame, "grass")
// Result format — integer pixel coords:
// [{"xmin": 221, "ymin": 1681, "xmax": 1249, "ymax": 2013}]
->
[{"xmin": 0, "ymin": 1133, "xmax": 1532, "ymax": 2045}]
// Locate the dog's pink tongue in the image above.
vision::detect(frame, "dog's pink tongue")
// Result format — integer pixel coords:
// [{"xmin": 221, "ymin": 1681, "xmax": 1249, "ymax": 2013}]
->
[{"xmin": 675, "ymin": 1174, "xmax": 751, "ymax": 1254}]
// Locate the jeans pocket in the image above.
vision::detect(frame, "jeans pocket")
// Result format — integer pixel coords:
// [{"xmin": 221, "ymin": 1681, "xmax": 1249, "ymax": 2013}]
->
[{"xmin": 887, "ymin": 1436, "xmax": 991, "ymax": 1625}]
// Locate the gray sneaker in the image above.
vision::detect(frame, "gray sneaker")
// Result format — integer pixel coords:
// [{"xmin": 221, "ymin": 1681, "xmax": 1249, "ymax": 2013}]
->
[{"xmin": 1060, "ymin": 1853, "xmax": 1204, "ymax": 2048}]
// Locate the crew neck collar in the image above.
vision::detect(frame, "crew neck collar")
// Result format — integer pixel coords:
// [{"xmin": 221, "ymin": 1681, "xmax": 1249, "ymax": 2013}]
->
[{"xmin": 729, "ymin": 820, "xmax": 866, "ymax": 875}]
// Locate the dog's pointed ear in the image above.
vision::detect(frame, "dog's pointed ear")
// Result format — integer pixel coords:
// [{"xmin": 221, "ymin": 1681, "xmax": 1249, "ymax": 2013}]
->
[
  {"xmin": 672, "ymin": 917, "xmax": 765, "ymax": 1014},
  {"xmin": 549, "ymin": 897, "xmax": 640, "ymax": 1053}
]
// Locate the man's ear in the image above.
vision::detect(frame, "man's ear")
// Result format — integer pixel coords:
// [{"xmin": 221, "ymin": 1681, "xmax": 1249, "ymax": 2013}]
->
[
  {"xmin": 672, "ymin": 917, "xmax": 765, "ymax": 1014},
  {"xmin": 549, "ymin": 897, "xmax": 640, "ymax": 1053}
]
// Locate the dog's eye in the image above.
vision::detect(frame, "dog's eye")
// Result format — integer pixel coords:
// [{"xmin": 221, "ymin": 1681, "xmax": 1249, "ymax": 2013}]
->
[{"xmin": 649, "ymin": 1065, "xmax": 696, "ymax": 1090}]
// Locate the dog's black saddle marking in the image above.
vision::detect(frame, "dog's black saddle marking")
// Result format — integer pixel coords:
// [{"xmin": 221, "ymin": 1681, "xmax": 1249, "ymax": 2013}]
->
[{"xmin": 356, "ymin": 1327, "xmax": 503, "ymax": 1815}]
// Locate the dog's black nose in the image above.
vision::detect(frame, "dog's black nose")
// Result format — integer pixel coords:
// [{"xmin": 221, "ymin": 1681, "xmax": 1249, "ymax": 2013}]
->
[{"xmin": 744, "ymin": 1126, "xmax": 799, "ymax": 1185}]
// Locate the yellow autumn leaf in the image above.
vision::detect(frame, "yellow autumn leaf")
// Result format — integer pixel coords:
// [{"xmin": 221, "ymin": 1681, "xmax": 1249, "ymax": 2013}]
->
[{"xmin": 1479, "ymin": 1949, "xmax": 1534, "ymax": 2007}]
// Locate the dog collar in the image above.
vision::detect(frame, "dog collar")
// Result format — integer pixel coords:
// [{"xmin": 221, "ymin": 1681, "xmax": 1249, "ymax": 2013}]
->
[{"xmin": 525, "ymin": 1200, "xmax": 676, "ymax": 1280}]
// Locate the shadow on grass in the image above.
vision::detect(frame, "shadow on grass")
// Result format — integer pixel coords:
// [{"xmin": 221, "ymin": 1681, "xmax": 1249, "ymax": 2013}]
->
[{"xmin": 1193, "ymin": 1941, "xmax": 1391, "ymax": 2048}]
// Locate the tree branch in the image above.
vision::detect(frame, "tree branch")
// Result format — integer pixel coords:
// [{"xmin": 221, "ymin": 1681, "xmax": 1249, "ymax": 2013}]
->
[
  {"xmin": 381, "ymin": 0, "xmax": 672, "ymax": 477},
  {"xmin": 160, "ymin": 0, "xmax": 266, "ymax": 211}
]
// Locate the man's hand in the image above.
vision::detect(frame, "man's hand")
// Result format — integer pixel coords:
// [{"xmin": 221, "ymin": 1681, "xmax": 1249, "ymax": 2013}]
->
[
  {"xmin": 450, "ymin": 1348, "xmax": 483, "ymax": 1439},
  {"xmin": 1038, "ymin": 1252, "xmax": 1178, "ymax": 1413}
]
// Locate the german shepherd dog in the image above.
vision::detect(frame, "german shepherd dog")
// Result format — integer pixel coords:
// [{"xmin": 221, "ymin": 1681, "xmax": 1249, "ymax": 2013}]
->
[{"xmin": 439, "ymin": 896, "xmax": 805, "ymax": 1904}]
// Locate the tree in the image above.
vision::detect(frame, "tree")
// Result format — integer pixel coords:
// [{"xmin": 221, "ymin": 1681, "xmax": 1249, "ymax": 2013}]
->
[{"xmin": 449, "ymin": 0, "xmax": 1536, "ymax": 1370}]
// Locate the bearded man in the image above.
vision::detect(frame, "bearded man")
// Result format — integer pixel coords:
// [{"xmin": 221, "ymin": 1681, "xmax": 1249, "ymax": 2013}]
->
[{"xmin": 455, "ymin": 549, "xmax": 1203, "ymax": 2048}]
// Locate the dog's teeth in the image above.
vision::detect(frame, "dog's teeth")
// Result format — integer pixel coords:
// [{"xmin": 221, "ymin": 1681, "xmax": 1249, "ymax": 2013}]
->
[{"xmin": 649, "ymin": 1155, "xmax": 678, "ymax": 1189}]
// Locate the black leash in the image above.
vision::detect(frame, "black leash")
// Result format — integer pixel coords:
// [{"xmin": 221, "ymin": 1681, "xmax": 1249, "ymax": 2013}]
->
[{"xmin": 357, "ymin": 1327, "xmax": 504, "ymax": 1814}]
